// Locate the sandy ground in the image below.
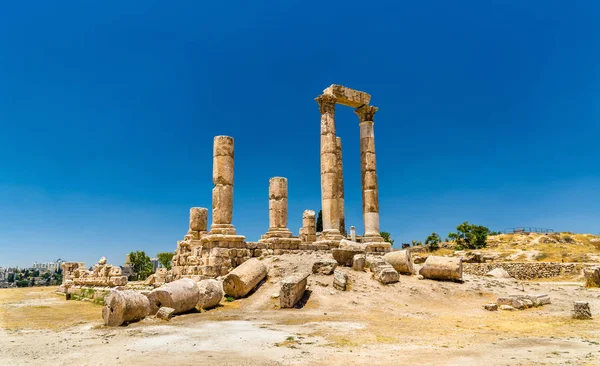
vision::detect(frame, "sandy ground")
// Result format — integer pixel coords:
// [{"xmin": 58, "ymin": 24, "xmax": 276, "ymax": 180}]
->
[{"xmin": 1, "ymin": 252, "xmax": 600, "ymax": 366}]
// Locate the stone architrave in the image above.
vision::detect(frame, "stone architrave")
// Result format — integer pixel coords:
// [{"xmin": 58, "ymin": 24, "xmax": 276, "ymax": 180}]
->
[
  {"xmin": 336, "ymin": 137, "xmax": 346, "ymax": 237},
  {"xmin": 315, "ymin": 94, "xmax": 343, "ymax": 246},
  {"xmin": 355, "ymin": 105, "xmax": 384, "ymax": 245}
]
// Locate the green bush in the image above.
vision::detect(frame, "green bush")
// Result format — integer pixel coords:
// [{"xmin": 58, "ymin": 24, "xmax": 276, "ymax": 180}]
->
[
  {"xmin": 380, "ymin": 232, "xmax": 394, "ymax": 245},
  {"xmin": 425, "ymin": 232, "xmax": 442, "ymax": 251},
  {"xmin": 448, "ymin": 221, "xmax": 491, "ymax": 250}
]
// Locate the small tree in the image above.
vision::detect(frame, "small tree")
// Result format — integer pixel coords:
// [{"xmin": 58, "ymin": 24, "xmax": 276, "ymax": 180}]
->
[
  {"xmin": 380, "ymin": 232, "xmax": 394, "ymax": 245},
  {"xmin": 411, "ymin": 240, "xmax": 422, "ymax": 246},
  {"xmin": 448, "ymin": 221, "xmax": 491, "ymax": 250},
  {"xmin": 425, "ymin": 232, "xmax": 442, "ymax": 251},
  {"xmin": 157, "ymin": 252, "xmax": 175, "ymax": 270},
  {"xmin": 7, "ymin": 273, "xmax": 14, "ymax": 283},
  {"xmin": 128, "ymin": 251, "xmax": 154, "ymax": 281},
  {"xmin": 316, "ymin": 210, "xmax": 323, "ymax": 232}
]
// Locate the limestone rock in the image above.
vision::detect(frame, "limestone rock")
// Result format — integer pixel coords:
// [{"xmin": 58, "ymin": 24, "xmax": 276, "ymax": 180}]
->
[
  {"xmin": 102, "ymin": 290, "xmax": 150, "ymax": 326},
  {"xmin": 413, "ymin": 256, "xmax": 427, "ymax": 264},
  {"xmin": 156, "ymin": 306, "xmax": 175, "ymax": 320},
  {"xmin": 485, "ymin": 268, "xmax": 511, "ymax": 279},
  {"xmin": 147, "ymin": 278, "xmax": 200, "ymax": 315},
  {"xmin": 196, "ymin": 279, "xmax": 223, "ymax": 310},
  {"xmin": 497, "ymin": 297, "xmax": 525, "ymax": 310},
  {"xmin": 536, "ymin": 294, "xmax": 551, "ymax": 305},
  {"xmin": 98, "ymin": 257, "xmax": 107, "ymax": 265},
  {"xmin": 419, "ymin": 256, "xmax": 463, "ymax": 282},
  {"xmin": 499, "ymin": 305, "xmax": 516, "ymax": 311},
  {"xmin": 280, "ymin": 273, "xmax": 310, "ymax": 308},
  {"xmin": 374, "ymin": 264, "xmax": 399, "ymax": 285},
  {"xmin": 572, "ymin": 301, "xmax": 592, "ymax": 320},
  {"xmin": 383, "ymin": 250, "xmax": 413, "ymax": 275},
  {"xmin": 332, "ymin": 247, "xmax": 365, "ymax": 267},
  {"xmin": 583, "ymin": 266, "xmax": 600, "ymax": 288},
  {"xmin": 333, "ymin": 269, "xmax": 347, "ymax": 291},
  {"xmin": 223, "ymin": 258, "xmax": 267, "ymax": 299},
  {"xmin": 352, "ymin": 254, "xmax": 366, "ymax": 271},
  {"xmin": 484, "ymin": 303, "xmax": 498, "ymax": 311},
  {"xmin": 311, "ymin": 259, "xmax": 338, "ymax": 275}
]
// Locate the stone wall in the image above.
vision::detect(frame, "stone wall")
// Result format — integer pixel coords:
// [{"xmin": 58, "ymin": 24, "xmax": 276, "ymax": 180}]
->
[{"xmin": 463, "ymin": 262, "xmax": 590, "ymax": 280}]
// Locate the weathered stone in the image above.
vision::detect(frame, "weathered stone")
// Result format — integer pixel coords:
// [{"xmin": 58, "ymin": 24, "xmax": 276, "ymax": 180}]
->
[
  {"xmin": 222, "ymin": 258, "xmax": 267, "ymax": 299},
  {"xmin": 147, "ymin": 278, "xmax": 200, "ymax": 315},
  {"xmin": 383, "ymin": 250, "xmax": 413, "ymax": 275},
  {"xmin": 572, "ymin": 301, "xmax": 592, "ymax": 320},
  {"xmin": 371, "ymin": 262, "xmax": 399, "ymax": 284},
  {"xmin": 156, "ymin": 306, "xmax": 175, "ymax": 320},
  {"xmin": 485, "ymin": 268, "xmax": 511, "ymax": 279},
  {"xmin": 102, "ymin": 290, "xmax": 150, "ymax": 326},
  {"xmin": 536, "ymin": 294, "xmax": 551, "ymax": 305},
  {"xmin": 352, "ymin": 254, "xmax": 366, "ymax": 271},
  {"xmin": 196, "ymin": 279, "xmax": 223, "ymax": 310},
  {"xmin": 499, "ymin": 305, "xmax": 516, "ymax": 311},
  {"xmin": 583, "ymin": 266, "xmax": 600, "ymax": 288},
  {"xmin": 419, "ymin": 256, "xmax": 463, "ymax": 282},
  {"xmin": 190, "ymin": 207, "xmax": 208, "ymax": 232},
  {"xmin": 484, "ymin": 303, "xmax": 498, "ymax": 311},
  {"xmin": 323, "ymin": 84, "xmax": 371, "ymax": 108},
  {"xmin": 280, "ymin": 273, "xmax": 310, "ymax": 308},
  {"xmin": 312, "ymin": 259, "xmax": 338, "ymax": 275},
  {"xmin": 332, "ymin": 248, "xmax": 364, "ymax": 267},
  {"xmin": 333, "ymin": 269, "xmax": 347, "ymax": 291},
  {"xmin": 497, "ymin": 297, "xmax": 525, "ymax": 310}
]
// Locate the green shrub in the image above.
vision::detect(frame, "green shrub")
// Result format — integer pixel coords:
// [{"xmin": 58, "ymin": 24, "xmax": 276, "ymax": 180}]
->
[{"xmin": 448, "ymin": 221, "xmax": 491, "ymax": 250}]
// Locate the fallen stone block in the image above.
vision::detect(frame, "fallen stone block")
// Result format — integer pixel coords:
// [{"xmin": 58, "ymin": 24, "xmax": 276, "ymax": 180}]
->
[
  {"xmin": 280, "ymin": 272, "xmax": 310, "ymax": 308},
  {"xmin": 312, "ymin": 259, "xmax": 338, "ymax": 275},
  {"xmin": 147, "ymin": 278, "xmax": 200, "ymax": 315},
  {"xmin": 485, "ymin": 268, "xmax": 511, "ymax": 279},
  {"xmin": 497, "ymin": 297, "xmax": 525, "ymax": 310},
  {"xmin": 499, "ymin": 305, "xmax": 515, "ymax": 311},
  {"xmin": 352, "ymin": 254, "xmax": 366, "ymax": 271},
  {"xmin": 374, "ymin": 265, "xmax": 399, "ymax": 284},
  {"xmin": 366, "ymin": 256, "xmax": 386, "ymax": 272},
  {"xmin": 223, "ymin": 258, "xmax": 267, "ymax": 299},
  {"xmin": 102, "ymin": 290, "xmax": 150, "ymax": 326},
  {"xmin": 484, "ymin": 303, "xmax": 498, "ymax": 311},
  {"xmin": 583, "ymin": 266, "xmax": 600, "ymax": 288},
  {"xmin": 156, "ymin": 306, "xmax": 175, "ymax": 320},
  {"xmin": 332, "ymin": 247, "xmax": 365, "ymax": 267},
  {"xmin": 196, "ymin": 279, "xmax": 223, "ymax": 310},
  {"xmin": 572, "ymin": 301, "xmax": 592, "ymax": 320},
  {"xmin": 536, "ymin": 294, "xmax": 551, "ymax": 305},
  {"xmin": 383, "ymin": 250, "xmax": 413, "ymax": 275},
  {"xmin": 333, "ymin": 269, "xmax": 348, "ymax": 291},
  {"xmin": 419, "ymin": 256, "xmax": 463, "ymax": 282}
]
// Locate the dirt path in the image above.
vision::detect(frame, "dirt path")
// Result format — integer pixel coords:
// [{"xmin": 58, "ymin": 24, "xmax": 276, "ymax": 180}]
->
[{"xmin": 1, "ymin": 253, "xmax": 599, "ymax": 365}]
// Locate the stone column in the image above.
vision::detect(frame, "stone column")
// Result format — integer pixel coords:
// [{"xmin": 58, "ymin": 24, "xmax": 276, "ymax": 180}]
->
[
  {"xmin": 300, "ymin": 210, "xmax": 316, "ymax": 243},
  {"xmin": 264, "ymin": 177, "xmax": 292, "ymax": 238},
  {"xmin": 336, "ymin": 137, "xmax": 346, "ymax": 237},
  {"xmin": 350, "ymin": 226, "xmax": 356, "ymax": 242},
  {"xmin": 355, "ymin": 105, "xmax": 383, "ymax": 242},
  {"xmin": 210, "ymin": 136, "xmax": 236, "ymax": 235},
  {"xmin": 316, "ymin": 94, "xmax": 342, "ymax": 240}
]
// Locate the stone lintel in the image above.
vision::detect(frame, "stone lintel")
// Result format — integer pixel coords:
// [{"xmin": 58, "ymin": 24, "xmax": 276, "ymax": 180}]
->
[{"xmin": 323, "ymin": 84, "xmax": 371, "ymax": 108}]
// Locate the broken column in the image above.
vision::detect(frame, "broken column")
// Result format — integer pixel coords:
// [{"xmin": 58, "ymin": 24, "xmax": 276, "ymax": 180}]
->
[
  {"xmin": 315, "ymin": 94, "xmax": 343, "ymax": 247},
  {"xmin": 147, "ymin": 278, "xmax": 200, "ymax": 315},
  {"xmin": 419, "ymin": 256, "xmax": 463, "ymax": 282},
  {"xmin": 102, "ymin": 289, "xmax": 151, "ymax": 326},
  {"xmin": 186, "ymin": 207, "xmax": 208, "ymax": 240},
  {"xmin": 355, "ymin": 105, "xmax": 385, "ymax": 246},
  {"xmin": 210, "ymin": 136, "xmax": 236, "ymax": 235},
  {"xmin": 280, "ymin": 272, "xmax": 310, "ymax": 308},
  {"xmin": 336, "ymin": 137, "xmax": 346, "ymax": 237},
  {"xmin": 259, "ymin": 177, "xmax": 301, "ymax": 249},
  {"xmin": 223, "ymin": 258, "xmax": 268, "ymax": 299},
  {"xmin": 299, "ymin": 210, "xmax": 317, "ymax": 244},
  {"xmin": 199, "ymin": 136, "xmax": 247, "ymax": 278}
]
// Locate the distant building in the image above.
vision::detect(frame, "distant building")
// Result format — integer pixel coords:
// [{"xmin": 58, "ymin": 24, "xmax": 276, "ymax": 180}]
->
[
  {"xmin": 32, "ymin": 259, "xmax": 64, "ymax": 272},
  {"xmin": 151, "ymin": 257, "xmax": 159, "ymax": 272}
]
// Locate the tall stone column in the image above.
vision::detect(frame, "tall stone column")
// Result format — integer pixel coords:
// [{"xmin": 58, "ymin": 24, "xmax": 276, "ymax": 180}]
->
[
  {"xmin": 316, "ymin": 94, "xmax": 342, "ymax": 241},
  {"xmin": 264, "ymin": 177, "xmax": 292, "ymax": 238},
  {"xmin": 300, "ymin": 210, "xmax": 316, "ymax": 243},
  {"xmin": 355, "ymin": 105, "xmax": 383, "ymax": 242},
  {"xmin": 210, "ymin": 135, "xmax": 236, "ymax": 235},
  {"xmin": 336, "ymin": 136, "xmax": 346, "ymax": 237}
]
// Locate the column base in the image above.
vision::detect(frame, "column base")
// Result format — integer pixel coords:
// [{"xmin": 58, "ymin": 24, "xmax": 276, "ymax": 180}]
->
[
  {"xmin": 364, "ymin": 242, "xmax": 392, "ymax": 253},
  {"xmin": 362, "ymin": 234, "xmax": 385, "ymax": 243},
  {"xmin": 209, "ymin": 224, "xmax": 237, "ymax": 235},
  {"xmin": 258, "ymin": 236, "xmax": 302, "ymax": 250},
  {"xmin": 260, "ymin": 228, "xmax": 293, "ymax": 239},
  {"xmin": 201, "ymin": 233, "xmax": 246, "ymax": 248}
]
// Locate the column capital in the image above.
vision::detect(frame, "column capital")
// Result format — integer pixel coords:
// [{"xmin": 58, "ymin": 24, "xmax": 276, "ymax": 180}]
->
[
  {"xmin": 354, "ymin": 105, "xmax": 378, "ymax": 122},
  {"xmin": 315, "ymin": 94, "xmax": 337, "ymax": 114}
]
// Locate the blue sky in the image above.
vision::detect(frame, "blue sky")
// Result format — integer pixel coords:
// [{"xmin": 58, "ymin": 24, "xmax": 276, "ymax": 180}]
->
[{"xmin": 1, "ymin": 1, "xmax": 599, "ymax": 268}]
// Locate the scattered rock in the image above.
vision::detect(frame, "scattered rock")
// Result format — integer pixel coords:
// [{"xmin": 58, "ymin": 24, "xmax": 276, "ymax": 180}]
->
[
  {"xmin": 497, "ymin": 297, "xmax": 525, "ymax": 310},
  {"xmin": 352, "ymin": 254, "xmax": 366, "ymax": 272},
  {"xmin": 333, "ymin": 269, "xmax": 348, "ymax": 291},
  {"xmin": 156, "ymin": 306, "xmax": 175, "ymax": 321},
  {"xmin": 416, "ymin": 275, "xmax": 424, "ymax": 280},
  {"xmin": 485, "ymin": 268, "xmax": 511, "ymax": 279},
  {"xmin": 484, "ymin": 303, "xmax": 498, "ymax": 311},
  {"xmin": 583, "ymin": 266, "xmax": 600, "ymax": 288},
  {"xmin": 312, "ymin": 259, "xmax": 338, "ymax": 275},
  {"xmin": 413, "ymin": 256, "xmax": 427, "ymax": 264},
  {"xmin": 536, "ymin": 294, "xmax": 551, "ymax": 305},
  {"xmin": 572, "ymin": 301, "xmax": 592, "ymax": 320},
  {"xmin": 499, "ymin": 305, "xmax": 515, "ymax": 311},
  {"xmin": 280, "ymin": 272, "xmax": 309, "ymax": 309},
  {"xmin": 372, "ymin": 263, "xmax": 399, "ymax": 284}
]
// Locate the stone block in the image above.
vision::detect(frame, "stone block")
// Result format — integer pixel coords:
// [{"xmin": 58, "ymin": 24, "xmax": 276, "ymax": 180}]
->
[
  {"xmin": 323, "ymin": 84, "xmax": 371, "ymax": 108},
  {"xmin": 572, "ymin": 301, "xmax": 592, "ymax": 320},
  {"xmin": 156, "ymin": 306, "xmax": 175, "ymax": 321},
  {"xmin": 280, "ymin": 272, "xmax": 310, "ymax": 309},
  {"xmin": 333, "ymin": 269, "xmax": 347, "ymax": 291},
  {"xmin": 352, "ymin": 254, "xmax": 366, "ymax": 271},
  {"xmin": 484, "ymin": 303, "xmax": 498, "ymax": 311}
]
